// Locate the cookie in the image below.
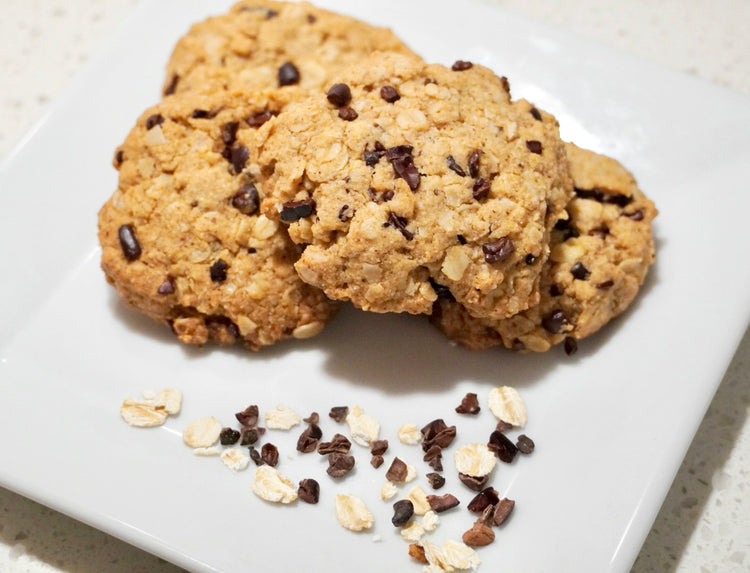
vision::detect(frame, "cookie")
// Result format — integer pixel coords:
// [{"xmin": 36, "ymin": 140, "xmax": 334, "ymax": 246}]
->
[
  {"xmin": 254, "ymin": 51, "xmax": 573, "ymax": 317},
  {"xmin": 430, "ymin": 143, "xmax": 657, "ymax": 352},
  {"xmin": 163, "ymin": 0, "xmax": 416, "ymax": 97},
  {"xmin": 98, "ymin": 89, "xmax": 337, "ymax": 350}
]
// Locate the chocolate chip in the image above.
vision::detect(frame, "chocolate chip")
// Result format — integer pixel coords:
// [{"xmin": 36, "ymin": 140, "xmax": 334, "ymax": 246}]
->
[
  {"xmin": 247, "ymin": 110, "xmax": 274, "ymax": 127},
  {"xmin": 429, "ymin": 278, "xmax": 454, "ymax": 301},
  {"xmin": 516, "ymin": 434, "xmax": 535, "ymax": 454},
  {"xmin": 467, "ymin": 150, "xmax": 481, "ymax": 178},
  {"xmin": 240, "ymin": 426, "xmax": 261, "ymax": 446},
  {"xmin": 266, "ymin": 9, "xmax": 278, "ymax": 18},
  {"xmin": 457, "ymin": 234, "xmax": 467, "ymax": 245},
  {"xmin": 380, "ymin": 85, "xmax": 401, "ymax": 103},
  {"xmin": 298, "ymin": 479, "xmax": 320, "ymax": 504},
  {"xmin": 329, "ymin": 406, "xmax": 348, "ymax": 422},
  {"xmin": 421, "ymin": 419, "xmax": 456, "ymax": 451},
  {"xmin": 386, "ymin": 212, "xmax": 414, "ymax": 240},
  {"xmin": 231, "ymin": 182, "xmax": 260, "ymax": 215},
  {"xmin": 368, "ymin": 188, "xmax": 394, "ymax": 203},
  {"xmin": 549, "ymin": 284, "xmax": 564, "ymax": 297},
  {"xmin": 337, "ymin": 204, "xmax": 354, "ymax": 222},
  {"xmin": 248, "ymin": 446, "xmax": 263, "ymax": 466},
  {"xmin": 392, "ymin": 499, "xmax": 414, "ymax": 527},
  {"xmin": 488, "ymin": 430, "xmax": 518, "ymax": 463},
  {"xmin": 338, "ymin": 106, "xmax": 358, "ymax": 121},
  {"xmin": 157, "ymin": 276, "xmax": 175, "ymax": 295},
  {"xmin": 163, "ymin": 74, "xmax": 179, "ymax": 96},
  {"xmin": 624, "ymin": 208, "xmax": 645, "ymax": 220},
  {"xmin": 371, "ymin": 455, "xmax": 384, "ymax": 468},
  {"xmin": 607, "ymin": 194, "xmax": 634, "ymax": 207},
  {"xmin": 385, "ymin": 457, "xmax": 408, "ymax": 482},
  {"xmin": 317, "ymin": 433, "xmax": 351, "ymax": 455},
  {"xmin": 541, "ymin": 309, "xmax": 568, "ymax": 333},
  {"xmin": 596, "ymin": 279, "xmax": 614, "ymax": 290},
  {"xmin": 482, "ymin": 237, "xmax": 515, "ymax": 264},
  {"xmin": 118, "ymin": 224, "xmax": 141, "ymax": 261},
  {"xmin": 564, "ymin": 337, "xmax": 578, "ymax": 356},
  {"xmin": 467, "ymin": 487, "xmax": 500, "ymax": 513},
  {"xmin": 455, "ymin": 392, "xmax": 480, "ymax": 415},
  {"xmin": 229, "ymin": 145, "xmax": 249, "ymax": 174},
  {"xmin": 472, "ymin": 178, "xmax": 491, "ymax": 201},
  {"xmin": 386, "ymin": 145, "xmax": 420, "ymax": 191},
  {"xmin": 145, "ymin": 114, "xmax": 164, "ymax": 130},
  {"xmin": 327, "ymin": 83, "xmax": 352, "ymax": 107},
  {"xmin": 571, "ymin": 262, "xmax": 591, "ymax": 280},
  {"xmin": 261, "ymin": 443, "xmax": 279, "ymax": 467},
  {"xmin": 458, "ymin": 472, "xmax": 489, "ymax": 491},
  {"xmin": 205, "ymin": 315, "xmax": 240, "ymax": 341},
  {"xmin": 423, "ymin": 445, "xmax": 443, "ymax": 471},
  {"xmin": 426, "ymin": 473, "xmax": 445, "ymax": 490},
  {"xmin": 280, "ymin": 198, "xmax": 316, "ymax": 222},
  {"xmin": 297, "ymin": 423, "xmax": 322, "ymax": 453},
  {"xmin": 427, "ymin": 493, "xmax": 460, "ymax": 513},
  {"xmin": 235, "ymin": 404, "xmax": 259, "ymax": 427},
  {"xmin": 191, "ymin": 109, "xmax": 210, "ymax": 119},
  {"xmin": 370, "ymin": 439, "xmax": 389, "ymax": 456},
  {"xmin": 493, "ymin": 498, "xmax": 515, "ymax": 526},
  {"xmin": 452, "ymin": 60, "xmax": 473, "ymax": 71},
  {"xmin": 219, "ymin": 427, "xmax": 240, "ymax": 445},
  {"xmin": 210, "ymin": 259, "xmax": 229, "ymax": 282},
  {"xmin": 306, "ymin": 13, "xmax": 316, "ymax": 23},
  {"xmin": 526, "ymin": 140, "xmax": 543, "ymax": 154},
  {"xmin": 327, "ymin": 453, "xmax": 355, "ymax": 478},
  {"xmin": 500, "ymin": 76, "xmax": 511, "ymax": 93},
  {"xmin": 277, "ymin": 61, "xmax": 300, "ymax": 86},
  {"xmin": 114, "ymin": 149, "xmax": 124, "ymax": 165},
  {"xmin": 364, "ymin": 151, "xmax": 382, "ymax": 166},
  {"xmin": 589, "ymin": 225, "xmax": 610, "ymax": 239},
  {"xmin": 530, "ymin": 107, "xmax": 542, "ymax": 121},
  {"xmin": 221, "ymin": 121, "xmax": 239, "ymax": 146},
  {"xmin": 446, "ymin": 155, "xmax": 466, "ymax": 176},
  {"xmin": 555, "ymin": 217, "xmax": 580, "ymax": 241},
  {"xmin": 525, "ymin": 254, "xmax": 537, "ymax": 265},
  {"xmin": 575, "ymin": 187, "xmax": 633, "ymax": 206},
  {"xmin": 511, "ymin": 339, "xmax": 525, "ymax": 352}
]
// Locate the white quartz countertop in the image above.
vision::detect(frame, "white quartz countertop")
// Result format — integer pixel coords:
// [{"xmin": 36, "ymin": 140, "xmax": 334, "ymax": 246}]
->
[{"xmin": 1, "ymin": 1, "xmax": 748, "ymax": 571}]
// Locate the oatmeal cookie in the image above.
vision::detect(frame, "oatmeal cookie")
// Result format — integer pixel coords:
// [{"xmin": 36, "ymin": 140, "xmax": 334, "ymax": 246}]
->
[
  {"xmin": 163, "ymin": 0, "xmax": 416, "ymax": 97},
  {"xmin": 98, "ymin": 90, "xmax": 337, "ymax": 349},
  {"xmin": 430, "ymin": 143, "xmax": 657, "ymax": 352},
  {"xmin": 255, "ymin": 52, "xmax": 573, "ymax": 317}
]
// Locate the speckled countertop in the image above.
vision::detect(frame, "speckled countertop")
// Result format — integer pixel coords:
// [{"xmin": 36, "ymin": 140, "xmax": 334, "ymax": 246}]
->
[{"xmin": 1, "ymin": 1, "xmax": 748, "ymax": 571}]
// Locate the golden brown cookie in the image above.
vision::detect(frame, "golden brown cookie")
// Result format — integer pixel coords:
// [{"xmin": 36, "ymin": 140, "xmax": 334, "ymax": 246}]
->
[
  {"xmin": 430, "ymin": 143, "xmax": 657, "ymax": 352},
  {"xmin": 98, "ymin": 90, "xmax": 337, "ymax": 350},
  {"xmin": 254, "ymin": 52, "xmax": 573, "ymax": 318},
  {"xmin": 163, "ymin": 0, "xmax": 416, "ymax": 97}
]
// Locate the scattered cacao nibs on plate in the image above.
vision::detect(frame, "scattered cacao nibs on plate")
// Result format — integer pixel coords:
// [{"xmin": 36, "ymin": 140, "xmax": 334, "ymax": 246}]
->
[
  {"xmin": 240, "ymin": 426, "xmax": 261, "ymax": 446},
  {"xmin": 391, "ymin": 499, "xmax": 414, "ymax": 527},
  {"xmin": 495, "ymin": 419, "xmax": 513, "ymax": 433},
  {"xmin": 326, "ymin": 83, "xmax": 352, "ymax": 107},
  {"xmin": 327, "ymin": 453, "xmax": 355, "ymax": 478},
  {"xmin": 458, "ymin": 472, "xmax": 489, "ymax": 491},
  {"xmin": 118, "ymin": 224, "xmax": 141, "ymax": 261},
  {"xmin": 488, "ymin": 430, "xmax": 518, "ymax": 463},
  {"xmin": 219, "ymin": 427, "xmax": 240, "ymax": 446},
  {"xmin": 277, "ymin": 61, "xmax": 300, "ymax": 86},
  {"xmin": 467, "ymin": 487, "xmax": 500, "ymax": 513},
  {"xmin": 385, "ymin": 457, "xmax": 408, "ymax": 482},
  {"xmin": 516, "ymin": 434, "xmax": 535, "ymax": 454},
  {"xmin": 329, "ymin": 406, "xmax": 348, "ymax": 422},
  {"xmin": 248, "ymin": 446, "xmax": 263, "ymax": 466},
  {"xmin": 298, "ymin": 479, "xmax": 320, "ymax": 504},
  {"xmin": 296, "ymin": 424, "xmax": 322, "ymax": 453},
  {"xmin": 370, "ymin": 439, "xmax": 389, "ymax": 456},
  {"xmin": 317, "ymin": 433, "xmax": 351, "ymax": 455},
  {"xmin": 235, "ymin": 404, "xmax": 259, "ymax": 427},
  {"xmin": 421, "ymin": 419, "xmax": 456, "ymax": 451},
  {"xmin": 303, "ymin": 412, "xmax": 319, "ymax": 424},
  {"xmin": 371, "ymin": 454, "xmax": 384, "ymax": 468},
  {"xmin": 455, "ymin": 392, "xmax": 480, "ymax": 415},
  {"xmin": 423, "ymin": 445, "xmax": 443, "ymax": 471},
  {"xmin": 426, "ymin": 472, "xmax": 445, "ymax": 490},
  {"xmin": 261, "ymin": 443, "xmax": 279, "ymax": 467},
  {"xmin": 426, "ymin": 493, "xmax": 460, "ymax": 513},
  {"xmin": 462, "ymin": 521, "xmax": 495, "ymax": 547},
  {"xmin": 493, "ymin": 498, "xmax": 515, "ymax": 526}
]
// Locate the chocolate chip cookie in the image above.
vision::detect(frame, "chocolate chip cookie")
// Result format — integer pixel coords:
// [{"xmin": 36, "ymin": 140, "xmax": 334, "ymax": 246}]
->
[
  {"xmin": 98, "ymin": 90, "xmax": 337, "ymax": 349},
  {"xmin": 163, "ymin": 0, "xmax": 416, "ymax": 97},
  {"xmin": 254, "ymin": 52, "xmax": 573, "ymax": 317},
  {"xmin": 430, "ymin": 143, "xmax": 657, "ymax": 352}
]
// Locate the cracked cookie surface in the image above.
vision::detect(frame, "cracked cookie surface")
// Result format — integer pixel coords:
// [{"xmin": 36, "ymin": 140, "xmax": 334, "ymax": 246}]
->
[
  {"xmin": 255, "ymin": 52, "xmax": 573, "ymax": 317},
  {"xmin": 98, "ymin": 90, "xmax": 337, "ymax": 350},
  {"xmin": 163, "ymin": 0, "xmax": 416, "ymax": 97},
  {"xmin": 430, "ymin": 143, "xmax": 657, "ymax": 352}
]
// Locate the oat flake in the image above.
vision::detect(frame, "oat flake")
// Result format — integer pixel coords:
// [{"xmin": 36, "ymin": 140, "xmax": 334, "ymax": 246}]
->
[
  {"xmin": 252, "ymin": 466, "xmax": 298, "ymax": 504},
  {"xmin": 221, "ymin": 448, "xmax": 250, "ymax": 472},
  {"xmin": 265, "ymin": 404, "xmax": 301, "ymax": 430},
  {"xmin": 454, "ymin": 443, "xmax": 497, "ymax": 478},
  {"xmin": 488, "ymin": 386, "xmax": 527, "ymax": 427},
  {"xmin": 345, "ymin": 405, "xmax": 380, "ymax": 447},
  {"xmin": 398, "ymin": 423, "xmax": 422, "ymax": 445},
  {"xmin": 182, "ymin": 416, "xmax": 222, "ymax": 448},
  {"xmin": 334, "ymin": 494, "xmax": 374, "ymax": 531}
]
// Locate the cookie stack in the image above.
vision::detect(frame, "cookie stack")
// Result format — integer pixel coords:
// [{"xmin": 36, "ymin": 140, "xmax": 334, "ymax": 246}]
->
[{"xmin": 97, "ymin": 0, "xmax": 657, "ymax": 354}]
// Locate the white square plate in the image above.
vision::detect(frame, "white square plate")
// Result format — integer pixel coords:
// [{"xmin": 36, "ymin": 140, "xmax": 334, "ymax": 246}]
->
[{"xmin": 1, "ymin": 1, "xmax": 749, "ymax": 571}]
